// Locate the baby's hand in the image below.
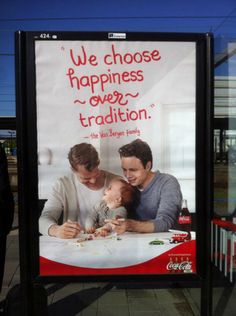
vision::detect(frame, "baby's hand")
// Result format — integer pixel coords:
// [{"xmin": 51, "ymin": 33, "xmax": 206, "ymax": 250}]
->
[
  {"xmin": 115, "ymin": 215, "xmax": 122, "ymax": 220},
  {"xmin": 94, "ymin": 228, "xmax": 109, "ymax": 237},
  {"xmin": 86, "ymin": 227, "xmax": 96, "ymax": 234}
]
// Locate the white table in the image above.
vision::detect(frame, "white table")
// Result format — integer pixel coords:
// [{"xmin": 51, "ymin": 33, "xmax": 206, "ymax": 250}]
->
[{"xmin": 40, "ymin": 232, "xmax": 195, "ymax": 272}]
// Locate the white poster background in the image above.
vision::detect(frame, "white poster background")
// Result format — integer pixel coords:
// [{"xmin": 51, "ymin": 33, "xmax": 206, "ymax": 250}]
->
[{"xmin": 35, "ymin": 40, "xmax": 196, "ymax": 212}]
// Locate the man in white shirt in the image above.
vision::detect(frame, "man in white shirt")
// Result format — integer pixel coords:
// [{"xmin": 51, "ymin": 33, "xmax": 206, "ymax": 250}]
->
[{"xmin": 39, "ymin": 143, "xmax": 117, "ymax": 239}]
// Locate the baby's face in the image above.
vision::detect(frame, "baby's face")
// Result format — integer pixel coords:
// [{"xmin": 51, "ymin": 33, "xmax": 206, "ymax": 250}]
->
[{"xmin": 103, "ymin": 180, "xmax": 123, "ymax": 204}]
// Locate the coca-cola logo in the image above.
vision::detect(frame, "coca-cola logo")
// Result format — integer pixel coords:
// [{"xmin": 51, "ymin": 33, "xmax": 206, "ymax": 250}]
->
[
  {"xmin": 178, "ymin": 216, "xmax": 191, "ymax": 224},
  {"xmin": 166, "ymin": 260, "xmax": 192, "ymax": 271}
]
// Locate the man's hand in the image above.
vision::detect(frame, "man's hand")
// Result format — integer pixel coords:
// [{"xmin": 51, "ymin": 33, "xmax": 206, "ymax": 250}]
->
[
  {"xmin": 105, "ymin": 218, "xmax": 127, "ymax": 235},
  {"xmin": 48, "ymin": 220, "xmax": 81, "ymax": 238}
]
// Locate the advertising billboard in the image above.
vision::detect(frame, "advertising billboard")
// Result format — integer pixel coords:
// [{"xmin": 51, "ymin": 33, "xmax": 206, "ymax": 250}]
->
[{"xmin": 16, "ymin": 31, "xmax": 212, "ymax": 281}]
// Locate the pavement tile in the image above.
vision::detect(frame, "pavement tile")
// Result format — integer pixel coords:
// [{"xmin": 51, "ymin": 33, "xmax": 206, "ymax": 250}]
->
[
  {"xmin": 2, "ymin": 265, "xmax": 20, "ymax": 287},
  {"xmin": 48, "ymin": 287, "xmax": 99, "ymax": 315},
  {"xmin": 213, "ymin": 287, "xmax": 236, "ymax": 316},
  {"xmin": 48, "ymin": 300, "xmax": 84, "ymax": 316},
  {"xmin": 98, "ymin": 291, "xmax": 128, "ymax": 307},
  {"xmin": 129, "ymin": 312, "xmax": 162, "ymax": 316},
  {"xmin": 52, "ymin": 287, "xmax": 99, "ymax": 309},
  {"xmin": 81, "ymin": 309, "xmax": 97, "ymax": 316},
  {"xmin": 83, "ymin": 283, "xmax": 107, "ymax": 289},
  {"xmin": 108, "ymin": 284, "xmax": 127, "ymax": 292},
  {"xmin": 183, "ymin": 288, "xmax": 200, "ymax": 315},
  {"xmin": 158, "ymin": 302, "xmax": 196, "ymax": 316},
  {"xmin": 0, "ymin": 287, "xmax": 8, "ymax": 301},
  {"xmin": 97, "ymin": 305, "xmax": 130, "ymax": 316},
  {"xmin": 154, "ymin": 288, "xmax": 187, "ymax": 303},
  {"xmin": 127, "ymin": 289, "xmax": 155, "ymax": 298},
  {"xmin": 127, "ymin": 297, "xmax": 160, "ymax": 312},
  {"xmin": 49, "ymin": 283, "xmax": 84, "ymax": 302}
]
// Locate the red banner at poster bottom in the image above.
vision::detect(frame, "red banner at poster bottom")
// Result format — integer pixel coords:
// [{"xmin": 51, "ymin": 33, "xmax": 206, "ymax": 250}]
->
[{"xmin": 40, "ymin": 240, "xmax": 196, "ymax": 276}]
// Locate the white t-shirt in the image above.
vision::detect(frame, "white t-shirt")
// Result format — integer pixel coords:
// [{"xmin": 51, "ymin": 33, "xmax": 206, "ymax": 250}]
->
[{"xmin": 75, "ymin": 178, "xmax": 104, "ymax": 228}]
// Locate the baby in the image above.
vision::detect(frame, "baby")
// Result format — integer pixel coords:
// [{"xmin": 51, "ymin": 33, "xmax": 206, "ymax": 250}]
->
[{"xmin": 85, "ymin": 178, "xmax": 135, "ymax": 236}]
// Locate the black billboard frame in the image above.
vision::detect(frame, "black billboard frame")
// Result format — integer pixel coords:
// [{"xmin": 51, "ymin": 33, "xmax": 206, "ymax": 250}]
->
[{"xmin": 15, "ymin": 30, "xmax": 213, "ymax": 315}]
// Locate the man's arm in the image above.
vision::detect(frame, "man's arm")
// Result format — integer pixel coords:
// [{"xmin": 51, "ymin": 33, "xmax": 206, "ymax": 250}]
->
[
  {"xmin": 39, "ymin": 181, "xmax": 64, "ymax": 236},
  {"xmin": 112, "ymin": 219, "xmax": 155, "ymax": 234},
  {"xmin": 151, "ymin": 176, "xmax": 182, "ymax": 232},
  {"xmin": 48, "ymin": 220, "xmax": 81, "ymax": 238},
  {"xmin": 39, "ymin": 178, "xmax": 80, "ymax": 237}
]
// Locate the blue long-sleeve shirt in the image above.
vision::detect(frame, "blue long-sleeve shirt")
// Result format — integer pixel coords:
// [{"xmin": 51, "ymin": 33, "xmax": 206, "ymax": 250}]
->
[{"xmin": 132, "ymin": 171, "xmax": 182, "ymax": 232}]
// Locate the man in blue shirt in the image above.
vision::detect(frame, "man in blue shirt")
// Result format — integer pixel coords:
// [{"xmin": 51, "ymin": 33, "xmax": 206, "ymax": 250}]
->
[{"xmin": 113, "ymin": 139, "xmax": 182, "ymax": 233}]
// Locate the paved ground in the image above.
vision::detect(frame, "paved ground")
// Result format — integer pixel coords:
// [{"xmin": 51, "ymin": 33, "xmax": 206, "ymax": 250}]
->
[{"xmin": 0, "ymin": 230, "xmax": 235, "ymax": 316}]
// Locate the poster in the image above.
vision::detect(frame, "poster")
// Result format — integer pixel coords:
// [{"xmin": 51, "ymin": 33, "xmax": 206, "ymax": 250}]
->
[{"xmin": 33, "ymin": 33, "xmax": 197, "ymax": 276}]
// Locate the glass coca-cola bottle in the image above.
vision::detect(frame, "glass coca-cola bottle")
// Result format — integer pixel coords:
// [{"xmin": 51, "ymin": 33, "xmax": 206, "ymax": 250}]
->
[{"xmin": 178, "ymin": 199, "xmax": 191, "ymax": 239}]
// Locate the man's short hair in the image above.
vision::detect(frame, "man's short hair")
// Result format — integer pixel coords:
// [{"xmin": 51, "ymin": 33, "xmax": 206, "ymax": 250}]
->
[
  {"xmin": 68, "ymin": 143, "xmax": 100, "ymax": 171},
  {"xmin": 118, "ymin": 139, "xmax": 153, "ymax": 168}
]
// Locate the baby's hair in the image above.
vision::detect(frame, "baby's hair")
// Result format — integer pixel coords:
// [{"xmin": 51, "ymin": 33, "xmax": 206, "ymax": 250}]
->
[{"xmin": 113, "ymin": 178, "xmax": 135, "ymax": 206}]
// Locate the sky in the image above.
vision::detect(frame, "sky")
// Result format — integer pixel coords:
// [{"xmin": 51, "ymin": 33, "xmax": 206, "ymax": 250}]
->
[
  {"xmin": 0, "ymin": 0, "xmax": 236, "ymax": 116},
  {"xmin": 1, "ymin": 0, "xmax": 235, "ymax": 19}
]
